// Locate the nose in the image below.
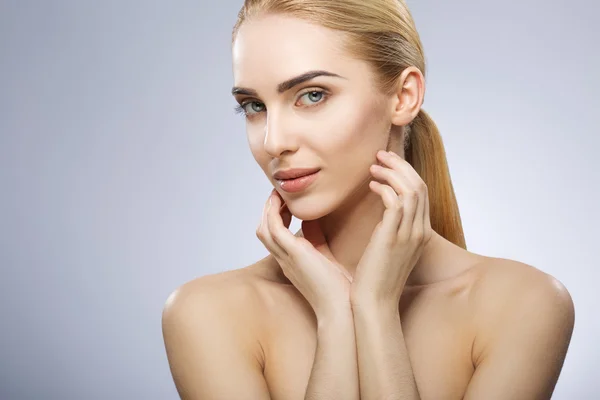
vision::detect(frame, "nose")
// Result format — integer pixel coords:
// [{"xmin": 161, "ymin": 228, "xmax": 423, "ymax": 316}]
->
[{"xmin": 262, "ymin": 110, "xmax": 299, "ymax": 158}]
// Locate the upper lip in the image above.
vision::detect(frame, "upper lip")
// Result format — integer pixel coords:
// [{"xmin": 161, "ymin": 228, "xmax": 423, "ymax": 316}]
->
[{"xmin": 273, "ymin": 167, "xmax": 320, "ymax": 180}]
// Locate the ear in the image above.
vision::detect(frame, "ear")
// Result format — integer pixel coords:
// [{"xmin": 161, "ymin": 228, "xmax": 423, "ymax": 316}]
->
[{"xmin": 388, "ymin": 66, "xmax": 425, "ymax": 126}]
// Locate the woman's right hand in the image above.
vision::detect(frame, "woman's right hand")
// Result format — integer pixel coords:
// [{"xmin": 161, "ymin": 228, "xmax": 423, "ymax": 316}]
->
[{"xmin": 256, "ymin": 189, "xmax": 353, "ymax": 319}]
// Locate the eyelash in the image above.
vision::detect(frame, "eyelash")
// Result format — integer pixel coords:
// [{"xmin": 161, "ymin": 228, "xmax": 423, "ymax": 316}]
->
[{"xmin": 233, "ymin": 88, "xmax": 330, "ymax": 119}]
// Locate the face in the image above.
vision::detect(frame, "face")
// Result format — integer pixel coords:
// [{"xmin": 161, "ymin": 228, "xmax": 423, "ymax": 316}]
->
[{"xmin": 232, "ymin": 14, "xmax": 396, "ymax": 221}]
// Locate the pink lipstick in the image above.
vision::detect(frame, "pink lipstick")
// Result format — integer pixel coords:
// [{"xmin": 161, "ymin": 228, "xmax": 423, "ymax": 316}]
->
[{"xmin": 274, "ymin": 168, "xmax": 320, "ymax": 193}]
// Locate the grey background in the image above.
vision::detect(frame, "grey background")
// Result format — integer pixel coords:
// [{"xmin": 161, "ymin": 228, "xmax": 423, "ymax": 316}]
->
[{"xmin": 1, "ymin": 0, "xmax": 598, "ymax": 399}]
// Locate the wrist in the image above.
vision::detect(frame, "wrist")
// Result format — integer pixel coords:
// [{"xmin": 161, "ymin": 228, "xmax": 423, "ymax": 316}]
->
[
  {"xmin": 315, "ymin": 304, "xmax": 354, "ymax": 329},
  {"xmin": 349, "ymin": 292, "xmax": 400, "ymax": 318}
]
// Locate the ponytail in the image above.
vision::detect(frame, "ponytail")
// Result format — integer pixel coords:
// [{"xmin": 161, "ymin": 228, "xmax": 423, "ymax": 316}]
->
[{"xmin": 405, "ymin": 109, "xmax": 466, "ymax": 249}]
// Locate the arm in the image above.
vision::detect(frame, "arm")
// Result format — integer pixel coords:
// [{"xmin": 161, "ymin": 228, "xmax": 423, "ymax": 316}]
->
[
  {"xmin": 463, "ymin": 274, "xmax": 575, "ymax": 399},
  {"xmin": 304, "ymin": 306, "xmax": 360, "ymax": 400},
  {"xmin": 351, "ymin": 296, "xmax": 420, "ymax": 400},
  {"xmin": 161, "ymin": 279, "xmax": 271, "ymax": 400}
]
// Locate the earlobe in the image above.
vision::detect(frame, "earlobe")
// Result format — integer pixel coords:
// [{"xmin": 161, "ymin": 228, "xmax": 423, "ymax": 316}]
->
[{"xmin": 389, "ymin": 66, "xmax": 425, "ymax": 126}]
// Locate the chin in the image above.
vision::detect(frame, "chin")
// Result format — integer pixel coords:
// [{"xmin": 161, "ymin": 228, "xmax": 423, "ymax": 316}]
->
[
  {"xmin": 288, "ymin": 204, "xmax": 327, "ymax": 222},
  {"xmin": 281, "ymin": 193, "xmax": 329, "ymax": 221},
  {"xmin": 284, "ymin": 189, "xmax": 348, "ymax": 221}
]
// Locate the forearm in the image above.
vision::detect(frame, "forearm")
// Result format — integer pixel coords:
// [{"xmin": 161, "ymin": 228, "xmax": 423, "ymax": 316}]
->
[
  {"xmin": 352, "ymin": 298, "xmax": 420, "ymax": 400},
  {"xmin": 304, "ymin": 306, "xmax": 360, "ymax": 400}
]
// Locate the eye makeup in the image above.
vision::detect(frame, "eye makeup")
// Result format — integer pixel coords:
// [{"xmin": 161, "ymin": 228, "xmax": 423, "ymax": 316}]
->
[{"xmin": 233, "ymin": 88, "xmax": 331, "ymax": 119}]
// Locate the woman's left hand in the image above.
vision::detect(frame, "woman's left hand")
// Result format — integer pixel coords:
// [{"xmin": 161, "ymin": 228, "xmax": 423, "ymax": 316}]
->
[{"xmin": 350, "ymin": 150, "xmax": 433, "ymax": 308}]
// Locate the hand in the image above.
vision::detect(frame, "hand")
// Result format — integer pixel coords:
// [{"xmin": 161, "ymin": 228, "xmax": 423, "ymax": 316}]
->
[
  {"xmin": 350, "ymin": 150, "xmax": 433, "ymax": 308},
  {"xmin": 256, "ymin": 189, "xmax": 353, "ymax": 318}
]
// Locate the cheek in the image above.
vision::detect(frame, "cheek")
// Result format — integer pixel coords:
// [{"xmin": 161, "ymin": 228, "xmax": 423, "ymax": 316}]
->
[
  {"xmin": 317, "ymin": 99, "xmax": 389, "ymax": 155},
  {"xmin": 246, "ymin": 125, "xmax": 270, "ymax": 169},
  {"xmin": 247, "ymin": 130, "xmax": 262, "ymax": 155}
]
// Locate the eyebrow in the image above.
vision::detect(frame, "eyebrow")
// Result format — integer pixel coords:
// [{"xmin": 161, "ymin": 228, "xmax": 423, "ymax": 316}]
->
[{"xmin": 231, "ymin": 70, "xmax": 346, "ymax": 97}]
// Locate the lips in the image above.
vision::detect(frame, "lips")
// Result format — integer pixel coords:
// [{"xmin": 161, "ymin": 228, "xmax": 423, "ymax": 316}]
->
[
  {"xmin": 273, "ymin": 168, "xmax": 321, "ymax": 180},
  {"xmin": 276, "ymin": 170, "xmax": 320, "ymax": 193}
]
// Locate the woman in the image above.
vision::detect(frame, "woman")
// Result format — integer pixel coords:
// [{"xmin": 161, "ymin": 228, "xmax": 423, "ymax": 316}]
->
[{"xmin": 162, "ymin": 1, "xmax": 575, "ymax": 399}]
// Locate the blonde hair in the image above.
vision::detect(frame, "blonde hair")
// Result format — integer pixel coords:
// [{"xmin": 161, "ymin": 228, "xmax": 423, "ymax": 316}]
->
[{"xmin": 232, "ymin": 0, "xmax": 466, "ymax": 249}]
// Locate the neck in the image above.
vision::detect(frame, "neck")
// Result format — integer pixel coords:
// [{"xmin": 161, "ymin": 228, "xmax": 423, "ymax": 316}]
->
[{"xmin": 312, "ymin": 178, "xmax": 444, "ymax": 287}]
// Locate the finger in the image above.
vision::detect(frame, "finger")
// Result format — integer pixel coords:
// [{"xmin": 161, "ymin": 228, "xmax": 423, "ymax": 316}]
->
[
  {"xmin": 272, "ymin": 189, "xmax": 293, "ymax": 229},
  {"xmin": 275, "ymin": 190, "xmax": 292, "ymax": 228},
  {"xmin": 257, "ymin": 192, "xmax": 288, "ymax": 259},
  {"xmin": 370, "ymin": 163, "xmax": 410, "ymax": 199},
  {"xmin": 266, "ymin": 190, "xmax": 299, "ymax": 256},
  {"xmin": 369, "ymin": 180, "xmax": 403, "ymax": 242},
  {"xmin": 370, "ymin": 164, "xmax": 419, "ymax": 239},
  {"xmin": 397, "ymin": 186, "xmax": 419, "ymax": 242},
  {"xmin": 386, "ymin": 153, "xmax": 430, "ymax": 235},
  {"xmin": 374, "ymin": 152, "xmax": 421, "ymax": 241},
  {"xmin": 381, "ymin": 150, "xmax": 432, "ymax": 243},
  {"xmin": 411, "ymin": 182, "xmax": 426, "ymax": 243},
  {"xmin": 424, "ymin": 184, "xmax": 433, "ymax": 243},
  {"xmin": 377, "ymin": 150, "xmax": 422, "ymax": 187}
]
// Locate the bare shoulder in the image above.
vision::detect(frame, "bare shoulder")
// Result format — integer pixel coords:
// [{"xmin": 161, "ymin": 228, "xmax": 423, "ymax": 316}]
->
[
  {"xmin": 469, "ymin": 257, "xmax": 575, "ymax": 365},
  {"xmin": 161, "ymin": 260, "xmax": 277, "ymax": 399},
  {"xmin": 163, "ymin": 262, "xmax": 270, "ymax": 314},
  {"xmin": 162, "ymin": 260, "xmax": 276, "ymax": 348},
  {"xmin": 470, "ymin": 257, "xmax": 574, "ymax": 313},
  {"xmin": 162, "ymin": 256, "xmax": 289, "ymax": 334}
]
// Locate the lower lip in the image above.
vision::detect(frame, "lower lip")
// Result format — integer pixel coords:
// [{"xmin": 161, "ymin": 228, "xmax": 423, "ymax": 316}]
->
[{"xmin": 277, "ymin": 171, "xmax": 320, "ymax": 193}]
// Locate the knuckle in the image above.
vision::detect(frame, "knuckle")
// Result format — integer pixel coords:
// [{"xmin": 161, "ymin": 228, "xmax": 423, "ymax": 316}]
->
[
  {"xmin": 382, "ymin": 236, "xmax": 396, "ymax": 249},
  {"xmin": 424, "ymin": 232, "xmax": 432, "ymax": 243},
  {"xmin": 413, "ymin": 230, "xmax": 424, "ymax": 242},
  {"xmin": 265, "ymin": 216, "xmax": 274, "ymax": 231},
  {"xmin": 397, "ymin": 232, "xmax": 409, "ymax": 243},
  {"xmin": 392, "ymin": 198, "xmax": 403, "ymax": 211}
]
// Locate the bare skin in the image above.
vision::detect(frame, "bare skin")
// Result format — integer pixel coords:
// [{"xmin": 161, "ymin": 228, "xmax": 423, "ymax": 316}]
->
[
  {"xmin": 162, "ymin": 14, "xmax": 575, "ymax": 400},
  {"xmin": 162, "ymin": 232, "xmax": 574, "ymax": 399},
  {"xmin": 242, "ymin": 239, "xmax": 483, "ymax": 399}
]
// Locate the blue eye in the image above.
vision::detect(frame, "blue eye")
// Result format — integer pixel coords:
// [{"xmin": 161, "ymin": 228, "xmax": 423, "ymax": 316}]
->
[
  {"xmin": 233, "ymin": 89, "xmax": 329, "ymax": 119},
  {"xmin": 299, "ymin": 90, "xmax": 324, "ymax": 105},
  {"xmin": 234, "ymin": 101, "xmax": 265, "ymax": 116}
]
